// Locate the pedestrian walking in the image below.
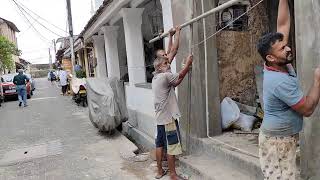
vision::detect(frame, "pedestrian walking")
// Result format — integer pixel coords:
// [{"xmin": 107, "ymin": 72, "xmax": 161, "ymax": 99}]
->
[
  {"xmin": 257, "ymin": 0, "xmax": 320, "ymax": 179},
  {"xmin": 152, "ymin": 54, "xmax": 193, "ymax": 180},
  {"xmin": 59, "ymin": 68, "xmax": 68, "ymax": 96},
  {"xmin": 13, "ymin": 69, "xmax": 29, "ymax": 107},
  {"xmin": 49, "ymin": 70, "xmax": 56, "ymax": 84}
]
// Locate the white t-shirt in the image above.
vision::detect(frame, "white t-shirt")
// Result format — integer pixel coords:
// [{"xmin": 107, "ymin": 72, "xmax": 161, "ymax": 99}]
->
[
  {"xmin": 152, "ymin": 72, "xmax": 181, "ymax": 125},
  {"xmin": 59, "ymin": 70, "xmax": 68, "ymax": 86}
]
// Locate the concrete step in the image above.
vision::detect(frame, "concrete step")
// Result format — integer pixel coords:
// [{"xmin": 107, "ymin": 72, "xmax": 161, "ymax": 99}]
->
[
  {"xmin": 179, "ymin": 155, "xmax": 254, "ymax": 180},
  {"xmin": 182, "ymin": 137, "xmax": 263, "ymax": 180}
]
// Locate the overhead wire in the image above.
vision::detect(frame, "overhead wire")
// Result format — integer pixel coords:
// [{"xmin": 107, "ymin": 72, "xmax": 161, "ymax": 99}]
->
[
  {"xmin": 114, "ymin": 0, "xmax": 264, "ymax": 70},
  {"xmin": 15, "ymin": 0, "xmax": 68, "ymax": 35},
  {"xmin": 10, "ymin": 0, "xmax": 51, "ymax": 44},
  {"xmin": 17, "ymin": 18, "xmax": 36, "ymax": 37},
  {"xmin": 12, "ymin": 0, "xmax": 65, "ymax": 37}
]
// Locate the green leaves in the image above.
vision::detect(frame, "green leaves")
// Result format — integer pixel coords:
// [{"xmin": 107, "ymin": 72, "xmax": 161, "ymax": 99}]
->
[{"xmin": 0, "ymin": 36, "xmax": 20, "ymax": 71}]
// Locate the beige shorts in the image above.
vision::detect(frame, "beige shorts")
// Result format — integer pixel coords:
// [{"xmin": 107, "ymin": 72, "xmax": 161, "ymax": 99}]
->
[
  {"xmin": 259, "ymin": 132, "xmax": 298, "ymax": 180},
  {"xmin": 156, "ymin": 119, "xmax": 182, "ymax": 156}
]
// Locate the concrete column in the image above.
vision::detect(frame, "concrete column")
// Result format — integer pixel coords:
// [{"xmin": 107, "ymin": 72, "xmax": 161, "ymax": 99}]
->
[
  {"xmin": 84, "ymin": 48, "xmax": 90, "ymax": 78},
  {"xmin": 120, "ymin": 8, "xmax": 146, "ymax": 85},
  {"xmin": 101, "ymin": 26, "xmax": 121, "ymax": 79},
  {"xmin": 294, "ymin": 0, "xmax": 320, "ymax": 179},
  {"xmin": 92, "ymin": 35, "xmax": 107, "ymax": 78},
  {"xmin": 160, "ymin": 0, "xmax": 176, "ymax": 73}
]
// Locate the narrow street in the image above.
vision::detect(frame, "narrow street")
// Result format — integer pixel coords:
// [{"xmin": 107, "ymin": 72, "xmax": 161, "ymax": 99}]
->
[{"xmin": 0, "ymin": 78, "xmax": 161, "ymax": 180}]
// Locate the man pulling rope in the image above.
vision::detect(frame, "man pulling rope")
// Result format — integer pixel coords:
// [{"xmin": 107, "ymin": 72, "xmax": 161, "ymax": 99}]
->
[{"xmin": 257, "ymin": 0, "xmax": 320, "ymax": 179}]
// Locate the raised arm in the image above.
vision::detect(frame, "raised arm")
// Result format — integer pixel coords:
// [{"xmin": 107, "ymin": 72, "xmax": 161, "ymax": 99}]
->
[
  {"xmin": 277, "ymin": 0, "xmax": 290, "ymax": 44},
  {"xmin": 166, "ymin": 28, "xmax": 175, "ymax": 55},
  {"xmin": 167, "ymin": 26, "xmax": 181, "ymax": 64},
  {"xmin": 292, "ymin": 68, "xmax": 320, "ymax": 117},
  {"xmin": 172, "ymin": 54, "xmax": 193, "ymax": 87}
]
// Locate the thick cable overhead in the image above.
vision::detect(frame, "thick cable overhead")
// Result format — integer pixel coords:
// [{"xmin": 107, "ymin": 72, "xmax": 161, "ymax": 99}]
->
[
  {"xmin": 11, "ymin": 0, "xmax": 51, "ymax": 44},
  {"xmin": 15, "ymin": 0, "xmax": 68, "ymax": 35},
  {"xmin": 12, "ymin": 0, "xmax": 65, "ymax": 37},
  {"xmin": 17, "ymin": 18, "xmax": 36, "ymax": 37}
]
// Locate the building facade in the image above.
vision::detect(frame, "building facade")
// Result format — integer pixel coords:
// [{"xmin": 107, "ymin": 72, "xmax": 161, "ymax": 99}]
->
[
  {"xmin": 0, "ymin": 17, "xmax": 20, "ymax": 73},
  {"xmin": 72, "ymin": 0, "xmax": 320, "ymax": 178}
]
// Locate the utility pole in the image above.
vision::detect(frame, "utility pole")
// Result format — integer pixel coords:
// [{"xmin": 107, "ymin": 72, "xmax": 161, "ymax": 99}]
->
[
  {"xmin": 49, "ymin": 48, "xmax": 52, "ymax": 69},
  {"xmin": 53, "ymin": 39, "xmax": 57, "ymax": 55},
  {"xmin": 66, "ymin": 0, "xmax": 76, "ymax": 75}
]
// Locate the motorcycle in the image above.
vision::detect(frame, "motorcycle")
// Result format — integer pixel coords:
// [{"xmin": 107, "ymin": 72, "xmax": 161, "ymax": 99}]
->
[
  {"xmin": 74, "ymin": 85, "xmax": 87, "ymax": 107},
  {"xmin": 71, "ymin": 78, "xmax": 87, "ymax": 107}
]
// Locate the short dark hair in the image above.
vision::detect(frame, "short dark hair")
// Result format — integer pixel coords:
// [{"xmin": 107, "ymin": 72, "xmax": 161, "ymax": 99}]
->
[{"xmin": 257, "ymin": 32, "xmax": 284, "ymax": 61}]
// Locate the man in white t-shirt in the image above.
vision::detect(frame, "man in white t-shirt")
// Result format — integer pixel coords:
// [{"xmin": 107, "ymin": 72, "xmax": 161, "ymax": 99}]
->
[
  {"xmin": 152, "ymin": 54, "xmax": 193, "ymax": 180},
  {"xmin": 59, "ymin": 68, "xmax": 68, "ymax": 95}
]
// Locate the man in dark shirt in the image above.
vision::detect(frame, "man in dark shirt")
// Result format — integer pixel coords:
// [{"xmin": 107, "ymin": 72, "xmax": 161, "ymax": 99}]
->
[{"xmin": 13, "ymin": 69, "xmax": 29, "ymax": 107}]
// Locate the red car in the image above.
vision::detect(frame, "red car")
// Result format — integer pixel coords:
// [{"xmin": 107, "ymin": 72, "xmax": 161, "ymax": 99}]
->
[{"xmin": 0, "ymin": 74, "xmax": 32, "ymax": 100}]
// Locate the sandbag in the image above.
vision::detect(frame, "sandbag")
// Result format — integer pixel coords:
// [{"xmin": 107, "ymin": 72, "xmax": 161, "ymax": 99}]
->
[
  {"xmin": 86, "ymin": 77, "xmax": 128, "ymax": 132},
  {"xmin": 221, "ymin": 97, "xmax": 240, "ymax": 130},
  {"xmin": 233, "ymin": 113, "xmax": 256, "ymax": 132}
]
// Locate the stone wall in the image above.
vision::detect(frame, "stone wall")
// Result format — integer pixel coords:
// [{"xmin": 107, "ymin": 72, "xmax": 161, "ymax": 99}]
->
[
  {"xmin": 294, "ymin": 0, "xmax": 320, "ymax": 179},
  {"xmin": 217, "ymin": 0, "xmax": 268, "ymax": 106}
]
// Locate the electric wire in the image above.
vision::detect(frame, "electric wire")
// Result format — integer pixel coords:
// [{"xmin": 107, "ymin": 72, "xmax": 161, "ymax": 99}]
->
[
  {"xmin": 113, "ymin": 0, "xmax": 264, "ymax": 70},
  {"xmin": 15, "ymin": 0, "xmax": 68, "ymax": 34},
  {"xmin": 11, "ymin": 0, "xmax": 51, "ymax": 44},
  {"xmin": 12, "ymin": 0, "xmax": 65, "ymax": 37}
]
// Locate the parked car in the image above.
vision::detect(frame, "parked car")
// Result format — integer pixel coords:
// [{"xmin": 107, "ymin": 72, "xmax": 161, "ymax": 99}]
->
[
  {"xmin": 1, "ymin": 73, "xmax": 32, "ymax": 100},
  {"xmin": 0, "ymin": 77, "xmax": 3, "ymax": 106}
]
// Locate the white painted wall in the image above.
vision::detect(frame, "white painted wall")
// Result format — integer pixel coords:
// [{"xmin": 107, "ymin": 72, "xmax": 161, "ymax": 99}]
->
[{"xmin": 125, "ymin": 84, "xmax": 156, "ymax": 138}]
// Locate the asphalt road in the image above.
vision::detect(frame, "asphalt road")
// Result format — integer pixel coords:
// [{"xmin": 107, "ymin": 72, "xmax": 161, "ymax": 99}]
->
[{"xmin": 0, "ymin": 78, "xmax": 163, "ymax": 180}]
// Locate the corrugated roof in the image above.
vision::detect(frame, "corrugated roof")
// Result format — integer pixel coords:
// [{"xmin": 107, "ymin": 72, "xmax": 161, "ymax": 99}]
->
[
  {"xmin": 79, "ymin": 0, "xmax": 113, "ymax": 38},
  {"xmin": 0, "ymin": 17, "xmax": 20, "ymax": 32}
]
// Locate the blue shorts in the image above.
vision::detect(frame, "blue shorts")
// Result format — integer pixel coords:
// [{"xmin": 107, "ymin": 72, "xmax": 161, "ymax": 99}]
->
[{"xmin": 155, "ymin": 119, "xmax": 182, "ymax": 155}]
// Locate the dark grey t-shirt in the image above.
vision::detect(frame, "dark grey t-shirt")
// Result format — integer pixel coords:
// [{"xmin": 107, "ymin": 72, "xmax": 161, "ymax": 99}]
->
[
  {"xmin": 261, "ymin": 65, "xmax": 304, "ymax": 136},
  {"xmin": 152, "ymin": 72, "xmax": 181, "ymax": 125}
]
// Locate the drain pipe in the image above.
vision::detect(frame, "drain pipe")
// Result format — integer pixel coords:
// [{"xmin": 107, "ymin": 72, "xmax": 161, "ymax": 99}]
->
[
  {"xmin": 186, "ymin": 0, "xmax": 194, "ymax": 154},
  {"xmin": 201, "ymin": 0, "xmax": 258, "ymax": 159}
]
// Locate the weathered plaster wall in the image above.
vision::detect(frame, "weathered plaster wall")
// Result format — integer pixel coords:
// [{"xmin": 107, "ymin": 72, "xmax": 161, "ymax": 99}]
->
[
  {"xmin": 294, "ymin": 0, "xmax": 320, "ymax": 179},
  {"xmin": 217, "ymin": 0, "xmax": 268, "ymax": 105},
  {"xmin": 171, "ymin": 0, "xmax": 221, "ymax": 153}
]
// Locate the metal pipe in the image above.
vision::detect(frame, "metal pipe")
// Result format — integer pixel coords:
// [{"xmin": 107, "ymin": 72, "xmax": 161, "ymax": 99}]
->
[
  {"xmin": 186, "ymin": 0, "xmax": 194, "ymax": 155},
  {"xmin": 149, "ymin": 0, "xmax": 242, "ymax": 43},
  {"xmin": 201, "ymin": 0, "xmax": 210, "ymax": 140}
]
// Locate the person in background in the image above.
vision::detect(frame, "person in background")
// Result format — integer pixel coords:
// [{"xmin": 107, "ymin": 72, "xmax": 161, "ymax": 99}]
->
[
  {"xmin": 49, "ymin": 70, "xmax": 56, "ymax": 84},
  {"xmin": 59, "ymin": 68, "xmax": 68, "ymax": 96},
  {"xmin": 13, "ymin": 69, "xmax": 29, "ymax": 107}
]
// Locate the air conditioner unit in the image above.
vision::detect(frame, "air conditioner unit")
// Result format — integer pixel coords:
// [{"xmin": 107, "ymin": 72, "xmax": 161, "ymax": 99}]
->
[{"xmin": 218, "ymin": 0, "xmax": 250, "ymax": 31}]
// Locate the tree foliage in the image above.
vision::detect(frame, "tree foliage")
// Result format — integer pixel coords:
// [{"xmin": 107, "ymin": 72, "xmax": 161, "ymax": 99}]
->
[{"xmin": 0, "ymin": 36, "xmax": 20, "ymax": 71}]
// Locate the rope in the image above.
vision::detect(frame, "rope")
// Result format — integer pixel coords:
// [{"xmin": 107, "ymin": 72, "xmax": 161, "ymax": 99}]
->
[{"xmin": 116, "ymin": 0, "xmax": 264, "ymax": 70}]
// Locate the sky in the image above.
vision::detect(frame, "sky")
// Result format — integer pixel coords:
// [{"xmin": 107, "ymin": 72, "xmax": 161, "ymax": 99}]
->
[{"xmin": 0, "ymin": 0, "xmax": 93, "ymax": 64}]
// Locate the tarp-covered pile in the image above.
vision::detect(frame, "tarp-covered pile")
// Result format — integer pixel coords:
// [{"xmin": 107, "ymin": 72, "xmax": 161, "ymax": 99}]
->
[{"xmin": 86, "ymin": 77, "xmax": 128, "ymax": 132}]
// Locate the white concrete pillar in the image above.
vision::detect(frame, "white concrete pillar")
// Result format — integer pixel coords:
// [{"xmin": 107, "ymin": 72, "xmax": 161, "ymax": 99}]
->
[
  {"xmin": 160, "ymin": 0, "xmax": 176, "ymax": 73},
  {"xmin": 101, "ymin": 26, "xmax": 121, "ymax": 79},
  {"xmin": 92, "ymin": 35, "xmax": 108, "ymax": 78},
  {"xmin": 120, "ymin": 8, "xmax": 146, "ymax": 85}
]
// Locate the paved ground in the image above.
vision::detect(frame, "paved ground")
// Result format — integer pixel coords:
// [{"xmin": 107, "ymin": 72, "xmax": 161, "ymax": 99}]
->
[{"xmin": 0, "ymin": 78, "xmax": 190, "ymax": 180}]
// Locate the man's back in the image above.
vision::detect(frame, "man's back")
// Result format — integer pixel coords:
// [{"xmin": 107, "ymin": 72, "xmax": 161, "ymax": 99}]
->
[
  {"xmin": 13, "ymin": 74, "xmax": 28, "ymax": 86},
  {"xmin": 152, "ymin": 72, "xmax": 181, "ymax": 125}
]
